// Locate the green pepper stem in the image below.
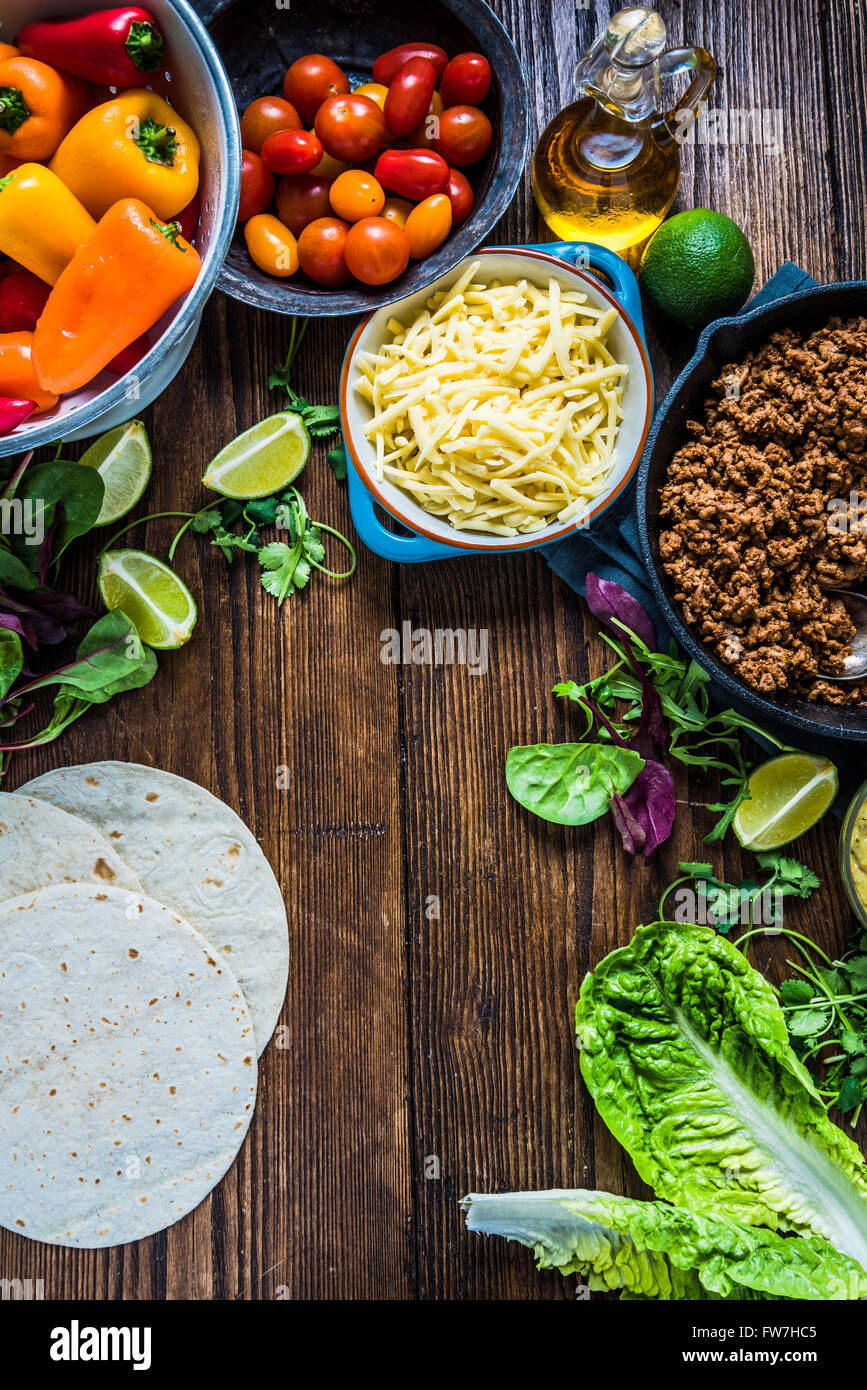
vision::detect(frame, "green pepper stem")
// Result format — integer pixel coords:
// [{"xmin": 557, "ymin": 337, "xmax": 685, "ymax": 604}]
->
[
  {"xmin": 126, "ymin": 20, "xmax": 165, "ymax": 72},
  {"xmin": 135, "ymin": 116, "xmax": 177, "ymax": 167},
  {"xmin": 0, "ymin": 87, "xmax": 30, "ymax": 136}
]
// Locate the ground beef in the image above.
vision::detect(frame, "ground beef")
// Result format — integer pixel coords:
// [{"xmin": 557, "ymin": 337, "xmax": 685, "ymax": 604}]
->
[{"xmin": 658, "ymin": 316, "xmax": 867, "ymax": 704}]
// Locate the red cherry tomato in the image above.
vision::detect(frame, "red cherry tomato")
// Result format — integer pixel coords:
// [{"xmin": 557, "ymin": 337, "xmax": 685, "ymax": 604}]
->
[
  {"xmin": 373, "ymin": 42, "xmax": 448, "ymax": 86},
  {"xmin": 240, "ymin": 95, "xmax": 302, "ymax": 154},
  {"xmin": 433, "ymin": 105, "xmax": 493, "ymax": 166},
  {"xmin": 275, "ymin": 174, "xmax": 332, "ymax": 237},
  {"xmin": 445, "ymin": 168, "xmax": 473, "ymax": 225},
  {"xmin": 0, "ymin": 269, "xmax": 50, "ymax": 332},
  {"xmin": 297, "ymin": 216, "xmax": 352, "ymax": 286},
  {"xmin": 238, "ymin": 150, "xmax": 275, "ymax": 222},
  {"xmin": 384, "ymin": 57, "xmax": 437, "ymax": 138},
  {"xmin": 344, "ymin": 217, "xmax": 410, "ymax": 285},
  {"xmin": 374, "ymin": 148, "xmax": 450, "ymax": 201},
  {"xmin": 315, "ymin": 93, "xmax": 386, "ymax": 163},
  {"xmin": 261, "ymin": 128, "xmax": 323, "ymax": 176},
  {"xmin": 283, "ymin": 53, "xmax": 350, "ymax": 125},
  {"xmin": 439, "ymin": 52, "xmax": 492, "ymax": 107},
  {"xmin": 404, "ymin": 194, "xmax": 452, "ymax": 259},
  {"xmin": 105, "ymin": 334, "xmax": 150, "ymax": 376},
  {"xmin": 408, "ymin": 90, "xmax": 444, "ymax": 148}
]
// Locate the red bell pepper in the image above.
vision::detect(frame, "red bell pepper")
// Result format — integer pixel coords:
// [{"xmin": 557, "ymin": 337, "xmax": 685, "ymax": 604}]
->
[
  {"xmin": 176, "ymin": 192, "xmax": 199, "ymax": 246},
  {"xmin": 105, "ymin": 332, "xmax": 150, "ymax": 375},
  {"xmin": 0, "ymin": 269, "xmax": 50, "ymax": 332},
  {"xmin": 17, "ymin": 7, "xmax": 165, "ymax": 89},
  {"xmin": 0, "ymin": 396, "xmax": 35, "ymax": 433}
]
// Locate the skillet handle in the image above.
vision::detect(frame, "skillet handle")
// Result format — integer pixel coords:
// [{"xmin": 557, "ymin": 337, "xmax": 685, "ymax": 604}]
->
[{"xmin": 524, "ymin": 240, "xmax": 646, "ymax": 337}]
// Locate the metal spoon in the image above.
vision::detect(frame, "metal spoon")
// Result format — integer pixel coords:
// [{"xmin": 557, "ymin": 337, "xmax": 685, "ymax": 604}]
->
[{"xmin": 817, "ymin": 589, "xmax": 867, "ymax": 680}]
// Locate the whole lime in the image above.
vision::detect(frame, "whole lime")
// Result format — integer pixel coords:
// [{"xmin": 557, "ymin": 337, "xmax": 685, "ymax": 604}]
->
[{"xmin": 639, "ymin": 209, "xmax": 755, "ymax": 329}]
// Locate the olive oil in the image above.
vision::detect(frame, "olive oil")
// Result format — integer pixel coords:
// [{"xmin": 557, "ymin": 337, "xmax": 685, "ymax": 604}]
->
[{"xmin": 533, "ymin": 6, "xmax": 714, "ymax": 266}]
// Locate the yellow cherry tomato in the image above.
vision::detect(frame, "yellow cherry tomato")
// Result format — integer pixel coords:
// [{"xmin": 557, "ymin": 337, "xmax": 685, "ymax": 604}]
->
[
  {"xmin": 404, "ymin": 193, "xmax": 453, "ymax": 259},
  {"xmin": 353, "ymin": 81, "xmax": 389, "ymax": 111},
  {"xmin": 308, "ymin": 134, "xmax": 347, "ymax": 183},
  {"xmin": 329, "ymin": 169, "xmax": 386, "ymax": 222},
  {"xmin": 409, "ymin": 89, "xmax": 445, "ymax": 146},
  {"xmin": 244, "ymin": 213, "xmax": 299, "ymax": 277},
  {"xmin": 381, "ymin": 196, "xmax": 414, "ymax": 229}
]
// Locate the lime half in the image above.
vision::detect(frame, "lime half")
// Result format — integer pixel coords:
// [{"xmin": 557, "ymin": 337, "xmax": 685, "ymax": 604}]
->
[
  {"xmin": 79, "ymin": 420, "xmax": 152, "ymax": 527},
  {"xmin": 98, "ymin": 549, "xmax": 197, "ymax": 650},
  {"xmin": 203, "ymin": 412, "xmax": 311, "ymax": 499},
  {"xmin": 733, "ymin": 753, "xmax": 838, "ymax": 851}
]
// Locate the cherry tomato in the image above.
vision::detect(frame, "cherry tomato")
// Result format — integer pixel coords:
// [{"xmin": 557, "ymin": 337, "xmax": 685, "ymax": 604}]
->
[
  {"xmin": 374, "ymin": 148, "xmax": 450, "ymax": 201},
  {"xmin": 384, "ymin": 57, "xmax": 437, "ymax": 138},
  {"xmin": 381, "ymin": 196, "xmax": 413, "ymax": 228},
  {"xmin": 283, "ymin": 54, "xmax": 350, "ymax": 124},
  {"xmin": 434, "ymin": 105, "xmax": 493, "ymax": 166},
  {"xmin": 315, "ymin": 93, "xmax": 386, "ymax": 163},
  {"xmin": 353, "ymin": 82, "xmax": 388, "ymax": 111},
  {"xmin": 329, "ymin": 170, "xmax": 385, "ymax": 222},
  {"xmin": 105, "ymin": 334, "xmax": 150, "ymax": 375},
  {"xmin": 261, "ymin": 128, "xmax": 323, "ymax": 176},
  {"xmin": 373, "ymin": 42, "xmax": 448, "ymax": 86},
  {"xmin": 445, "ymin": 168, "xmax": 473, "ymax": 225},
  {"xmin": 311, "ymin": 143, "xmax": 348, "ymax": 182},
  {"xmin": 0, "ymin": 269, "xmax": 50, "ymax": 332},
  {"xmin": 408, "ymin": 89, "xmax": 444, "ymax": 148},
  {"xmin": 344, "ymin": 217, "xmax": 410, "ymax": 286},
  {"xmin": 297, "ymin": 216, "xmax": 352, "ymax": 286},
  {"xmin": 238, "ymin": 149, "xmax": 275, "ymax": 223},
  {"xmin": 245, "ymin": 214, "xmax": 299, "ymax": 278},
  {"xmin": 439, "ymin": 52, "xmax": 492, "ymax": 107},
  {"xmin": 404, "ymin": 193, "xmax": 452, "ymax": 259},
  {"xmin": 275, "ymin": 174, "xmax": 333, "ymax": 237},
  {"xmin": 240, "ymin": 95, "xmax": 302, "ymax": 154}
]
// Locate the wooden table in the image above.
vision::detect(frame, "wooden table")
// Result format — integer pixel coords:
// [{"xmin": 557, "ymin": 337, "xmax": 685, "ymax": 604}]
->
[{"xmin": 2, "ymin": 0, "xmax": 865, "ymax": 1301}]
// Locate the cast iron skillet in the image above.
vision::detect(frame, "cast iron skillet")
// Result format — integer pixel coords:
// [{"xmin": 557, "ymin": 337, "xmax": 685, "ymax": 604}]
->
[
  {"xmin": 636, "ymin": 281, "xmax": 867, "ymax": 741},
  {"xmin": 203, "ymin": 0, "xmax": 529, "ymax": 316}
]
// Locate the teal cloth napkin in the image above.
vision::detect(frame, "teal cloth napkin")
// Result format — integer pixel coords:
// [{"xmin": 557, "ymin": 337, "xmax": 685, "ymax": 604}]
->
[{"xmin": 542, "ymin": 262, "xmax": 867, "ymax": 807}]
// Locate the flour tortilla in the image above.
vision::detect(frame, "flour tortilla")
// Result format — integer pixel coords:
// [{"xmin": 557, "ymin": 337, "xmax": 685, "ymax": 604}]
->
[
  {"xmin": 19, "ymin": 763, "xmax": 289, "ymax": 1055},
  {"xmin": 0, "ymin": 882, "xmax": 256, "ymax": 1248},
  {"xmin": 0, "ymin": 793, "xmax": 143, "ymax": 901}
]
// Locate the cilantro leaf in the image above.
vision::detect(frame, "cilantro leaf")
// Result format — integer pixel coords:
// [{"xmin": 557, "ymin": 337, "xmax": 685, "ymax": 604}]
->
[{"xmin": 327, "ymin": 443, "xmax": 348, "ymax": 480}]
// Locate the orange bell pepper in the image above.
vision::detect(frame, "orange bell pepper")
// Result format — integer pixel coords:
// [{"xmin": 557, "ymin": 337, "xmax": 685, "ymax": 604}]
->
[
  {"xmin": 33, "ymin": 197, "xmax": 202, "ymax": 394},
  {"xmin": 0, "ymin": 331, "xmax": 57, "ymax": 412},
  {"xmin": 0, "ymin": 56, "xmax": 90, "ymax": 162},
  {"xmin": 0, "ymin": 46, "xmax": 20, "ymax": 64},
  {"xmin": 0, "ymin": 153, "xmax": 19, "ymax": 178}
]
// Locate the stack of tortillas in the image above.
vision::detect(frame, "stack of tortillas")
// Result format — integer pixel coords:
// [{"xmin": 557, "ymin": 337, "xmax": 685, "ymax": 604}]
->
[{"xmin": 0, "ymin": 762, "xmax": 289, "ymax": 1248}]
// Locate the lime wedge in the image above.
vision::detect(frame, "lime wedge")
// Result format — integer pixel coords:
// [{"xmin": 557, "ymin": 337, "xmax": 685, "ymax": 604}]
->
[
  {"xmin": 79, "ymin": 420, "xmax": 152, "ymax": 527},
  {"xmin": 203, "ymin": 412, "xmax": 311, "ymax": 499},
  {"xmin": 98, "ymin": 549, "xmax": 197, "ymax": 650},
  {"xmin": 733, "ymin": 753, "xmax": 838, "ymax": 851}
]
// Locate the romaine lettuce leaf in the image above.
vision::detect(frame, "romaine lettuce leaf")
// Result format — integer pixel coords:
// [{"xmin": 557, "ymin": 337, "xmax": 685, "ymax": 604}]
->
[
  {"xmin": 463, "ymin": 1189, "xmax": 867, "ymax": 1300},
  {"xmin": 576, "ymin": 921, "xmax": 867, "ymax": 1266}
]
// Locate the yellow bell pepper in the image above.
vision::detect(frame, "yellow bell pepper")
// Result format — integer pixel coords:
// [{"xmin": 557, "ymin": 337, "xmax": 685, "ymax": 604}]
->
[
  {"xmin": 0, "ymin": 162, "xmax": 95, "ymax": 285},
  {"xmin": 50, "ymin": 90, "xmax": 200, "ymax": 220}
]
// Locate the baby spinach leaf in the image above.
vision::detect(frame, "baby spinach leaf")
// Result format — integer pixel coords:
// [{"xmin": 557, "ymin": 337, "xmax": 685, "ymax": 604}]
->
[
  {"xmin": 506, "ymin": 742, "xmax": 645, "ymax": 826},
  {"xmin": 0, "ymin": 626, "xmax": 22, "ymax": 701}
]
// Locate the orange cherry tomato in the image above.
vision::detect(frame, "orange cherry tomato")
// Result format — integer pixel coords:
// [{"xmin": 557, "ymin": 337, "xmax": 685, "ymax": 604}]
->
[
  {"xmin": 384, "ymin": 57, "xmax": 437, "ymax": 138},
  {"xmin": 261, "ymin": 128, "xmax": 323, "ymax": 176},
  {"xmin": 314, "ymin": 93, "xmax": 386, "ymax": 163},
  {"xmin": 297, "ymin": 216, "xmax": 352, "ymax": 286},
  {"xmin": 434, "ymin": 105, "xmax": 493, "ymax": 166},
  {"xmin": 244, "ymin": 214, "xmax": 299, "ymax": 278},
  {"xmin": 408, "ymin": 89, "xmax": 444, "ymax": 148},
  {"xmin": 329, "ymin": 170, "xmax": 385, "ymax": 222},
  {"xmin": 275, "ymin": 174, "xmax": 332, "ymax": 237},
  {"xmin": 238, "ymin": 149, "xmax": 275, "ymax": 223},
  {"xmin": 354, "ymin": 82, "xmax": 388, "ymax": 111},
  {"xmin": 240, "ymin": 95, "xmax": 302, "ymax": 154},
  {"xmin": 404, "ymin": 193, "xmax": 452, "ymax": 259},
  {"xmin": 344, "ymin": 217, "xmax": 410, "ymax": 286},
  {"xmin": 283, "ymin": 53, "xmax": 350, "ymax": 124},
  {"xmin": 381, "ymin": 196, "xmax": 413, "ymax": 229},
  {"xmin": 445, "ymin": 168, "xmax": 474, "ymax": 225}
]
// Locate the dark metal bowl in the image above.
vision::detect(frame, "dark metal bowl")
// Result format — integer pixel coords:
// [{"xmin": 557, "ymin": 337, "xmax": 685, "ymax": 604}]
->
[
  {"xmin": 203, "ymin": 0, "xmax": 528, "ymax": 316},
  {"xmin": 636, "ymin": 281, "xmax": 867, "ymax": 741}
]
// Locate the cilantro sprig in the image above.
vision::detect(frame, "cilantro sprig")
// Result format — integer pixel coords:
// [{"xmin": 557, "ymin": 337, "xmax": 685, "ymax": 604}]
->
[
  {"xmin": 269, "ymin": 317, "xmax": 347, "ymax": 480},
  {"xmin": 662, "ymin": 854, "xmax": 820, "ymax": 932}
]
